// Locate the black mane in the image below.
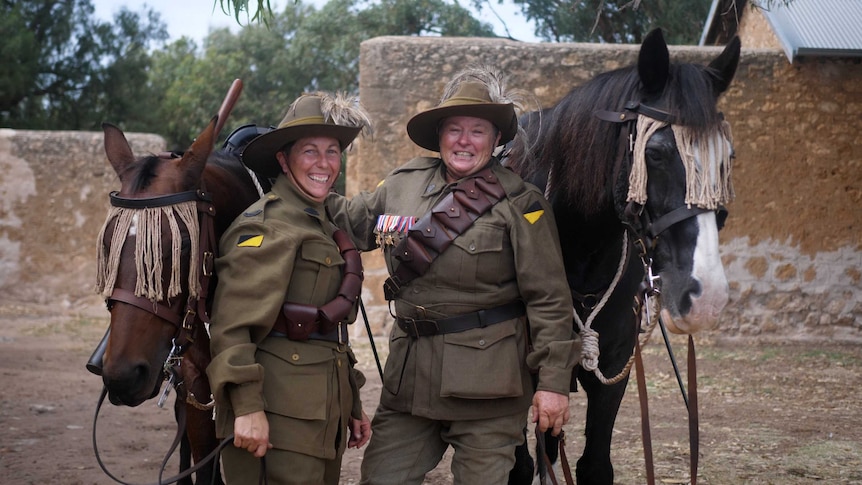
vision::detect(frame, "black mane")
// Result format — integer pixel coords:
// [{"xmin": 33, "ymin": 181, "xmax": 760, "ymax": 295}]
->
[{"xmin": 509, "ymin": 61, "xmax": 726, "ymax": 219}]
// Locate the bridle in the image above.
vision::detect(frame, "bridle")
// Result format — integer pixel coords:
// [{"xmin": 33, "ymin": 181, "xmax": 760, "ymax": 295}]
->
[
  {"xmin": 596, "ymin": 100, "xmax": 727, "ymax": 256},
  {"xmin": 93, "ymin": 179, "xmax": 228, "ymax": 485},
  {"xmin": 542, "ymin": 101, "xmax": 727, "ymax": 485},
  {"xmin": 105, "ymin": 184, "xmax": 217, "ymax": 397}
]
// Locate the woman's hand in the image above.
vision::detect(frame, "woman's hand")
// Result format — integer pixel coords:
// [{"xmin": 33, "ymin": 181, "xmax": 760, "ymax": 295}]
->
[
  {"xmin": 532, "ymin": 390, "xmax": 570, "ymax": 436},
  {"xmin": 347, "ymin": 410, "xmax": 372, "ymax": 448},
  {"xmin": 233, "ymin": 410, "xmax": 273, "ymax": 457}
]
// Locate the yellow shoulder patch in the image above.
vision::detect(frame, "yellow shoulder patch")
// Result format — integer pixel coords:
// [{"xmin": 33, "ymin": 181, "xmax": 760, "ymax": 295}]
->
[
  {"xmin": 237, "ymin": 235, "xmax": 264, "ymax": 247},
  {"xmin": 523, "ymin": 200, "xmax": 545, "ymax": 224},
  {"xmin": 524, "ymin": 210, "xmax": 544, "ymax": 224}
]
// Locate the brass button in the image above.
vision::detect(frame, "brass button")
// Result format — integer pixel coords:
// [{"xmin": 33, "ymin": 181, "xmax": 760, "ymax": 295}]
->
[
  {"xmin": 325, "ymin": 256, "xmax": 332, "ymax": 265},
  {"xmin": 291, "ymin": 353, "xmax": 300, "ymax": 361},
  {"xmin": 337, "ymin": 359, "xmax": 343, "ymax": 368},
  {"xmin": 469, "ymin": 243, "xmax": 476, "ymax": 251},
  {"xmin": 478, "ymin": 339, "xmax": 486, "ymax": 346}
]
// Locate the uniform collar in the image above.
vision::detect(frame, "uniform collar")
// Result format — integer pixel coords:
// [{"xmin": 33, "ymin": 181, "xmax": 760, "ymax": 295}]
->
[
  {"xmin": 424, "ymin": 157, "xmax": 497, "ymax": 197},
  {"xmin": 271, "ymin": 174, "xmax": 326, "ymax": 220}
]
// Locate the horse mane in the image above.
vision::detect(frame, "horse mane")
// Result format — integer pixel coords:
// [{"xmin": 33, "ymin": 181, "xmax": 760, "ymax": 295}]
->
[{"xmin": 509, "ymin": 61, "xmax": 727, "ymax": 219}]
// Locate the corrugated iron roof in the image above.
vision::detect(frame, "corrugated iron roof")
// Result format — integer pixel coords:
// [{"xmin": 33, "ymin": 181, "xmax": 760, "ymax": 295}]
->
[{"xmin": 761, "ymin": 0, "xmax": 862, "ymax": 62}]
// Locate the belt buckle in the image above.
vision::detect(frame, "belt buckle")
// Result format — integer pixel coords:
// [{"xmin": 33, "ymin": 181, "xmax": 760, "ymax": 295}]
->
[{"xmin": 398, "ymin": 316, "xmax": 424, "ymax": 338}]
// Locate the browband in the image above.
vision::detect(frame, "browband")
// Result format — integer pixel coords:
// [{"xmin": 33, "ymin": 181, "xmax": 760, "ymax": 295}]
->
[{"xmin": 109, "ymin": 190, "xmax": 210, "ymax": 209}]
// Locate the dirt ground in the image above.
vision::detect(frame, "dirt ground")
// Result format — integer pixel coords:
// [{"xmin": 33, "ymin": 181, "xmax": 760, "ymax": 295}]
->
[{"xmin": 2, "ymin": 300, "xmax": 861, "ymax": 485}]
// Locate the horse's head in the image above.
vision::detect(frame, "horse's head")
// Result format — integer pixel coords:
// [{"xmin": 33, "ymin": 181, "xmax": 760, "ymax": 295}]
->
[
  {"xmin": 95, "ymin": 119, "xmax": 216, "ymax": 406},
  {"xmin": 510, "ymin": 29, "xmax": 740, "ymax": 334},
  {"xmin": 624, "ymin": 29, "xmax": 740, "ymax": 332}
]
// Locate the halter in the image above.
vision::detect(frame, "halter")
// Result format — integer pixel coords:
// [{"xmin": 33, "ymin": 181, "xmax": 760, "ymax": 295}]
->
[{"xmin": 104, "ymin": 185, "xmax": 217, "ymax": 406}]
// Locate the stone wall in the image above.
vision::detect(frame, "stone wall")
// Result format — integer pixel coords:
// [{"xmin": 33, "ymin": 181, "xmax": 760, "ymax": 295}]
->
[
  {"xmin": 1, "ymin": 37, "xmax": 859, "ymax": 340},
  {"xmin": 0, "ymin": 129, "xmax": 165, "ymax": 310},
  {"xmin": 351, "ymin": 37, "xmax": 862, "ymax": 340}
]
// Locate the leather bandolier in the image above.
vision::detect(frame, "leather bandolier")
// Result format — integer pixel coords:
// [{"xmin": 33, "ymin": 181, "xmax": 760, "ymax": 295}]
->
[
  {"xmin": 383, "ymin": 165, "xmax": 527, "ymax": 337},
  {"xmin": 384, "ymin": 166, "xmax": 506, "ymax": 300},
  {"xmin": 272, "ymin": 229, "xmax": 363, "ymax": 343}
]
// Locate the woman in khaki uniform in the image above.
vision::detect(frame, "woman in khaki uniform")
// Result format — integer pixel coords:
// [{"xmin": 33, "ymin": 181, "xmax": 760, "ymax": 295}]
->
[
  {"xmin": 207, "ymin": 92, "xmax": 373, "ymax": 485},
  {"xmin": 327, "ymin": 68, "xmax": 582, "ymax": 484}
]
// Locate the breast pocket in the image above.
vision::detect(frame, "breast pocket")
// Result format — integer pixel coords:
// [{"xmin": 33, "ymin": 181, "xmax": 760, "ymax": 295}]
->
[
  {"xmin": 257, "ymin": 343, "xmax": 334, "ymax": 421},
  {"xmin": 446, "ymin": 223, "xmax": 513, "ymax": 291},
  {"xmin": 293, "ymin": 240, "xmax": 345, "ymax": 303},
  {"xmin": 440, "ymin": 319, "xmax": 523, "ymax": 399}
]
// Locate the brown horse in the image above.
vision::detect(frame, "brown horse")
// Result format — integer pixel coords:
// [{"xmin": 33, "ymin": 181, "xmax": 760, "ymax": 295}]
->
[{"xmin": 94, "ymin": 118, "xmax": 262, "ymax": 484}]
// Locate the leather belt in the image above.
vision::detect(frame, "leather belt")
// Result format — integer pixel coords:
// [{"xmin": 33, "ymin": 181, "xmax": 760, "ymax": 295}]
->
[
  {"xmin": 270, "ymin": 321, "xmax": 349, "ymax": 344},
  {"xmin": 396, "ymin": 300, "xmax": 525, "ymax": 337}
]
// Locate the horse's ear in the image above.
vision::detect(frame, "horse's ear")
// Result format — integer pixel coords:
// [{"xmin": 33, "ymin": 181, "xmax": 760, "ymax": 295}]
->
[
  {"xmin": 638, "ymin": 28, "xmax": 670, "ymax": 96},
  {"xmin": 180, "ymin": 116, "xmax": 218, "ymax": 181},
  {"xmin": 102, "ymin": 122, "xmax": 136, "ymax": 180},
  {"xmin": 707, "ymin": 35, "xmax": 741, "ymax": 95}
]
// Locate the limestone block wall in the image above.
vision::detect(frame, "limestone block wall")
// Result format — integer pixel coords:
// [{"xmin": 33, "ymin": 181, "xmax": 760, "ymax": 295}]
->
[
  {"xmin": 351, "ymin": 37, "xmax": 862, "ymax": 340},
  {"xmin": 0, "ymin": 129, "xmax": 165, "ymax": 309}
]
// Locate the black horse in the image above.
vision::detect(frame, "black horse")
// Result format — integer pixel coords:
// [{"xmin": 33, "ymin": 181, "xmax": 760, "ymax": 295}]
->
[{"xmin": 506, "ymin": 29, "xmax": 741, "ymax": 485}]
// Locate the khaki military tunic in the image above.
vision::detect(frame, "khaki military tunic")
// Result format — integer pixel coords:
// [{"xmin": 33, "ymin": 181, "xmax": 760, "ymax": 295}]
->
[
  {"xmin": 208, "ymin": 175, "xmax": 364, "ymax": 462},
  {"xmin": 327, "ymin": 157, "xmax": 580, "ymax": 421}
]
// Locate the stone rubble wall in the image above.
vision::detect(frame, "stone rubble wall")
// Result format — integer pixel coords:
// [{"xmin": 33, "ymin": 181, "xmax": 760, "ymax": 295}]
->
[{"xmin": 0, "ymin": 129, "xmax": 164, "ymax": 310}]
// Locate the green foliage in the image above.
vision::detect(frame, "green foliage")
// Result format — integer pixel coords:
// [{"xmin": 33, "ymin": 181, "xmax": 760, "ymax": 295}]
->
[
  {"xmin": 155, "ymin": 0, "xmax": 496, "ymax": 148},
  {"xmin": 0, "ymin": 0, "xmax": 168, "ymax": 130},
  {"xmin": 505, "ymin": 0, "xmax": 712, "ymax": 43}
]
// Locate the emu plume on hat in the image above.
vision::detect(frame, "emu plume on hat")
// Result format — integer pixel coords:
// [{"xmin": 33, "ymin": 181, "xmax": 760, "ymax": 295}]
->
[
  {"xmin": 242, "ymin": 92, "xmax": 372, "ymax": 177},
  {"xmin": 406, "ymin": 80, "xmax": 518, "ymax": 152}
]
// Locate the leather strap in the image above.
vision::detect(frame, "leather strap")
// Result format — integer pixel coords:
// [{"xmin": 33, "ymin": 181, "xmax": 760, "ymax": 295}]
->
[
  {"xmin": 271, "ymin": 229, "xmax": 363, "ymax": 343},
  {"xmin": 269, "ymin": 321, "xmax": 349, "ymax": 344},
  {"xmin": 384, "ymin": 166, "xmax": 506, "ymax": 300},
  {"xmin": 108, "ymin": 288, "xmax": 183, "ymax": 327},
  {"xmin": 634, "ymin": 341, "xmax": 656, "ymax": 485},
  {"xmin": 688, "ymin": 335, "xmax": 700, "ymax": 485},
  {"xmin": 395, "ymin": 300, "xmax": 525, "ymax": 337}
]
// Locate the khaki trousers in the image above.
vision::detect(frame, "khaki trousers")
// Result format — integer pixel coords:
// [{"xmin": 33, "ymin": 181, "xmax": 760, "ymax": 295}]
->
[
  {"xmin": 222, "ymin": 445, "xmax": 344, "ymax": 485},
  {"xmin": 359, "ymin": 405, "xmax": 527, "ymax": 485}
]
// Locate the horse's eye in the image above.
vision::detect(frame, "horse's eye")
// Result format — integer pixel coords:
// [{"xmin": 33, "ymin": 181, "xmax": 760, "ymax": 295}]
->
[
  {"xmin": 716, "ymin": 208, "xmax": 729, "ymax": 231},
  {"xmin": 180, "ymin": 235, "xmax": 192, "ymax": 253}
]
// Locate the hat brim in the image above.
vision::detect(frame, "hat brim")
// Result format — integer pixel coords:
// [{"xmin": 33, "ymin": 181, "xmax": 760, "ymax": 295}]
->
[
  {"xmin": 406, "ymin": 104, "xmax": 517, "ymax": 152},
  {"xmin": 242, "ymin": 124, "xmax": 361, "ymax": 178}
]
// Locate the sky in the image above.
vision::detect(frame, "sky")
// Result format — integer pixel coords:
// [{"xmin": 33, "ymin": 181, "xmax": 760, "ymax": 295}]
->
[{"xmin": 90, "ymin": 0, "xmax": 542, "ymax": 44}]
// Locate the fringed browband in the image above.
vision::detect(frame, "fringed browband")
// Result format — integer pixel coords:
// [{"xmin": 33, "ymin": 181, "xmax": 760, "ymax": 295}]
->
[
  {"xmin": 596, "ymin": 102, "xmax": 734, "ymax": 211},
  {"xmin": 95, "ymin": 201, "xmax": 201, "ymax": 302},
  {"xmin": 627, "ymin": 115, "xmax": 734, "ymax": 210}
]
